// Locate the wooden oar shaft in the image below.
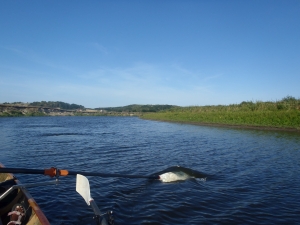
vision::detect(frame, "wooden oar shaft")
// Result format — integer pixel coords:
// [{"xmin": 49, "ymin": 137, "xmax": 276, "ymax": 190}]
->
[{"xmin": 0, "ymin": 167, "xmax": 160, "ymax": 180}]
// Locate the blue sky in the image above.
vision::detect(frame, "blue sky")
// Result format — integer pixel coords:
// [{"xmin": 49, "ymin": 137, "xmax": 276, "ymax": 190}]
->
[{"xmin": 0, "ymin": 1, "xmax": 299, "ymax": 108}]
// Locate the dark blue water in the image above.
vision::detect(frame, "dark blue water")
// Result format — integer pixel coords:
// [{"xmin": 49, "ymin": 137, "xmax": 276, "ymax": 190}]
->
[{"xmin": 0, "ymin": 116, "xmax": 300, "ymax": 224}]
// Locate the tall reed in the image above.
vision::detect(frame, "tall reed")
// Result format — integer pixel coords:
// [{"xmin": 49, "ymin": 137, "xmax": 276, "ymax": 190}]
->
[{"xmin": 140, "ymin": 96, "xmax": 300, "ymax": 129}]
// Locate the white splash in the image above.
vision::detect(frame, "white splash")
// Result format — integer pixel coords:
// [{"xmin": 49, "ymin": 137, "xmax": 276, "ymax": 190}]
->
[{"xmin": 159, "ymin": 171, "xmax": 190, "ymax": 183}]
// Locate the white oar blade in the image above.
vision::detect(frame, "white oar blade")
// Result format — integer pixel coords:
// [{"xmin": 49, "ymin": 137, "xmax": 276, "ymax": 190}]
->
[{"xmin": 76, "ymin": 174, "xmax": 92, "ymax": 205}]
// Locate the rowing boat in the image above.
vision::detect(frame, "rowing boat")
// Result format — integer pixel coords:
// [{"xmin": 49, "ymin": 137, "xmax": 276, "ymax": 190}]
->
[
  {"xmin": 0, "ymin": 163, "xmax": 159, "ymax": 225},
  {"xmin": 0, "ymin": 163, "xmax": 50, "ymax": 225},
  {"xmin": 0, "ymin": 164, "xmax": 117, "ymax": 225}
]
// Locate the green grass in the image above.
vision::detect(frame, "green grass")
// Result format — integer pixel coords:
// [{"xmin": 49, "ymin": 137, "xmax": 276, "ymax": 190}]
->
[
  {"xmin": 0, "ymin": 111, "xmax": 47, "ymax": 117},
  {"xmin": 140, "ymin": 96, "xmax": 300, "ymax": 130},
  {"xmin": 0, "ymin": 111, "xmax": 24, "ymax": 117}
]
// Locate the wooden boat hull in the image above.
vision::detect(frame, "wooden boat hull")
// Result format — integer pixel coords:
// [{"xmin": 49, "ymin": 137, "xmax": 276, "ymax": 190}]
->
[{"xmin": 0, "ymin": 163, "xmax": 50, "ymax": 225}]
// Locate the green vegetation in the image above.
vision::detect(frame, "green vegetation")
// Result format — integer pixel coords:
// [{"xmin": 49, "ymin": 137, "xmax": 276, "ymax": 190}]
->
[
  {"xmin": 2, "ymin": 102, "xmax": 25, "ymax": 105},
  {"xmin": 29, "ymin": 101, "xmax": 84, "ymax": 110},
  {"xmin": 24, "ymin": 112, "xmax": 47, "ymax": 117},
  {"xmin": 140, "ymin": 96, "xmax": 300, "ymax": 130},
  {"xmin": 96, "ymin": 104, "xmax": 177, "ymax": 112},
  {"xmin": 0, "ymin": 111, "xmax": 46, "ymax": 117},
  {"xmin": 0, "ymin": 111, "xmax": 23, "ymax": 117}
]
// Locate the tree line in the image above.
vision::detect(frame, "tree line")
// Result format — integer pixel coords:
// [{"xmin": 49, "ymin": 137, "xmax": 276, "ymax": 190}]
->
[{"xmin": 29, "ymin": 101, "xmax": 85, "ymax": 110}]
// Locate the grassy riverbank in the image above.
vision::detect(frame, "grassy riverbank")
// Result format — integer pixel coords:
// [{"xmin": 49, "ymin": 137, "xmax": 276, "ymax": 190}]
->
[{"xmin": 140, "ymin": 97, "xmax": 300, "ymax": 130}]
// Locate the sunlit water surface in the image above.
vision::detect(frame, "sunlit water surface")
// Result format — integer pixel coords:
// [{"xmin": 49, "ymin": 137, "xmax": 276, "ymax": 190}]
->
[{"xmin": 0, "ymin": 116, "xmax": 300, "ymax": 224}]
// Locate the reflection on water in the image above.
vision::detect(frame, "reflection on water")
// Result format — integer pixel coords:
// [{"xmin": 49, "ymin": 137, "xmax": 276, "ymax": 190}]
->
[{"xmin": 0, "ymin": 116, "xmax": 299, "ymax": 224}]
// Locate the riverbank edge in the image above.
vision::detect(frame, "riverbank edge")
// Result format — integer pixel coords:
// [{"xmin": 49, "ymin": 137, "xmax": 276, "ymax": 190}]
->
[{"xmin": 140, "ymin": 118, "xmax": 300, "ymax": 133}]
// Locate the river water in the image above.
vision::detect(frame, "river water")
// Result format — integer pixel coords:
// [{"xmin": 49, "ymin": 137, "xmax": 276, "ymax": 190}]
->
[{"xmin": 0, "ymin": 116, "xmax": 299, "ymax": 224}]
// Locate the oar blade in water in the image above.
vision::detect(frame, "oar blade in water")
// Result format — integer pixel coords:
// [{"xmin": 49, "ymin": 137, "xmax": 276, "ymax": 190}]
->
[
  {"xmin": 159, "ymin": 171, "xmax": 190, "ymax": 183},
  {"xmin": 158, "ymin": 166, "xmax": 207, "ymax": 182}
]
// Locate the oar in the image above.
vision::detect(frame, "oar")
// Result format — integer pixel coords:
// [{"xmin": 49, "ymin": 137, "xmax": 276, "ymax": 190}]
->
[
  {"xmin": 76, "ymin": 174, "xmax": 109, "ymax": 225},
  {"xmin": 0, "ymin": 167, "xmax": 160, "ymax": 179}
]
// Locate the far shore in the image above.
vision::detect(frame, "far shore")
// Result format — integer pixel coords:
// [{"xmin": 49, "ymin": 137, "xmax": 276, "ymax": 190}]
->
[{"xmin": 2, "ymin": 98, "xmax": 299, "ymax": 133}]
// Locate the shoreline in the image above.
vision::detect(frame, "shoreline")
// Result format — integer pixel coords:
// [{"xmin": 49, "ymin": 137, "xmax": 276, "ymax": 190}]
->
[{"xmin": 141, "ymin": 118, "xmax": 300, "ymax": 133}]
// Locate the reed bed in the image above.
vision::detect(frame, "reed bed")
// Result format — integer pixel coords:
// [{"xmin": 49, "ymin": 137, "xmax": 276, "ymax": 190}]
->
[{"xmin": 140, "ymin": 96, "xmax": 300, "ymax": 130}]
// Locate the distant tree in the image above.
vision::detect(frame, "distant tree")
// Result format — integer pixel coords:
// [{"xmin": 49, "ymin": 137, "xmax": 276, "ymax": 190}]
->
[
  {"xmin": 29, "ymin": 101, "xmax": 84, "ymax": 110},
  {"xmin": 281, "ymin": 96, "xmax": 297, "ymax": 103}
]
